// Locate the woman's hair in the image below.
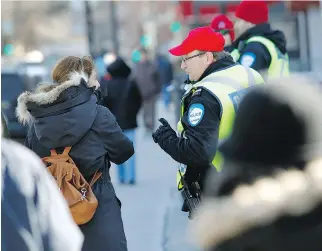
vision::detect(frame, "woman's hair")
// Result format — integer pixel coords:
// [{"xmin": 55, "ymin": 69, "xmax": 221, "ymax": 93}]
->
[{"xmin": 52, "ymin": 56, "xmax": 95, "ymax": 84}]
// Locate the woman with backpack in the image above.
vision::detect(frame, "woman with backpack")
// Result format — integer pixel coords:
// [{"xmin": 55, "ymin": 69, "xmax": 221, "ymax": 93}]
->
[{"xmin": 16, "ymin": 56, "xmax": 134, "ymax": 251}]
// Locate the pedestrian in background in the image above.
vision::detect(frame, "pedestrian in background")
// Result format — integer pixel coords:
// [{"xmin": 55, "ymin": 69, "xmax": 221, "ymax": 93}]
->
[
  {"xmin": 211, "ymin": 14, "xmax": 235, "ymax": 50},
  {"xmin": 155, "ymin": 53, "xmax": 174, "ymax": 110},
  {"xmin": 133, "ymin": 48, "xmax": 161, "ymax": 135},
  {"xmin": 100, "ymin": 57, "xmax": 142, "ymax": 184}
]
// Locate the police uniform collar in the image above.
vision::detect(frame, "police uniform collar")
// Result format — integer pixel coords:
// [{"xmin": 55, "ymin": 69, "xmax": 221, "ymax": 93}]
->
[
  {"xmin": 231, "ymin": 23, "xmax": 271, "ymax": 50},
  {"xmin": 197, "ymin": 55, "xmax": 235, "ymax": 82}
]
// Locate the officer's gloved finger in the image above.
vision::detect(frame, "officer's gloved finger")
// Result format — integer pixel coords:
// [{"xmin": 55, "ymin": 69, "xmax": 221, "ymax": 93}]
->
[
  {"xmin": 152, "ymin": 132, "xmax": 158, "ymax": 143},
  {"xmin": 159, "ymin": 118, "xmax": 169, "ymax": 126},
  {"xmin": 152, "ymin": 127, "xmax": 163, "ymax": 140},
  {"xmin": 155, "ymin": 126, "xmax": 163, "ymax": 135}
]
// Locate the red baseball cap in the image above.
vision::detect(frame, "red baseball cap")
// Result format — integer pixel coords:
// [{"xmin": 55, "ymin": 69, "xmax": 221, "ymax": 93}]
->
[
  {"xmin": 235, "ymin": 0, "xmax": 268, "ymax": 25},
  {"xmin": 169, "ymin": 27, "xmax": 225, "ymax": 56},
  {"xmin": 211, "ymin": 14, "xmax": 235, "ymax": 41}
]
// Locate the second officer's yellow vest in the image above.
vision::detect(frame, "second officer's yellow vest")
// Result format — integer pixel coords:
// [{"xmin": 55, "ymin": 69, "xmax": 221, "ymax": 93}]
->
[
  {"xmin": 230, "ymin": 36, "xmax": 290, "ymax": 79},
  {"xmin": 176, "ymin": 65, "xmax": 264, "ymax": 190}
]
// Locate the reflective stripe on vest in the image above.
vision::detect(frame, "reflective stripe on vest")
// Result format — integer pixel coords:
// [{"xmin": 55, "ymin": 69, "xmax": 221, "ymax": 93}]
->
[
  {"xmin": 230, "ymin": 36, "xmax": 290, "ymax": 79},
  {"xmin": 176, "ymin": 65, "xmax": 264, "ymax": 190},
  {"xmin": 247, "ymin": 36, "xmax": 290, "ymax": 78}
]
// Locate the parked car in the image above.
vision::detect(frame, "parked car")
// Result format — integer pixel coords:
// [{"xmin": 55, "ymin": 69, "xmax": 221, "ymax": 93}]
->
[
  {"xmin": 1, "ymin": 71, "xmax": 28, "ymax": 138},
  {"xmin": 17, "ymin": 62, "xmax": 50, "ymax": 91}
]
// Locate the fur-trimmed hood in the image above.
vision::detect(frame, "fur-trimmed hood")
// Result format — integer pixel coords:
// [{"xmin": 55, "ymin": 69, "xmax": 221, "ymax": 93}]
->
[
  {"xmin": 191, "ymin": 159, "xmax": 322, "ymax": 251},
  {"xmin": 16, "ymin": 71, "xmax": 99, "ymax": 149},
  {"xmin": 16, "ymin": 71, "xmax": 90, "ymax": 125}
]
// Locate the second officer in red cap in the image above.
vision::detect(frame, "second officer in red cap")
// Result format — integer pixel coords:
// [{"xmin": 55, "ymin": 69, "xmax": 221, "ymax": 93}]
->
[
  {"xmin": 231, "ymin": 0, "xmax": 289, "ymax": 79},
  {"xmin": 211, "ymin": 14, "xmax": 235, "ymax": 50},
  {"xmin": 152, "ymin": 27, "xmax": 264, "ymax": 217}
]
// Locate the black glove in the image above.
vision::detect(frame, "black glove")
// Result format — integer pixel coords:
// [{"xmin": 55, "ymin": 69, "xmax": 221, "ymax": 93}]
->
[{"xmin": 152, "ymin": 118, "xmax": 176, "ymax": 143}]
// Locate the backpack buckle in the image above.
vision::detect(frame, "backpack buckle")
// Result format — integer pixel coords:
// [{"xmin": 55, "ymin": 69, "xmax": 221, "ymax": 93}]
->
[{"xmin": 81, "ymin": 188, "xmax": 87, "ymax": 200}]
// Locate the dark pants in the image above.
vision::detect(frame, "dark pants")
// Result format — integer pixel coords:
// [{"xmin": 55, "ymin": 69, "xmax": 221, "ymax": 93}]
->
[
  {"xmin": 143, "ymin": 96, "xmax": 157, "ymax": 131},
  {"xmin": 80, "ymin": 180, "xmax": 127, "ymax": 251},
  {"xmin": 162, "ymin": 83, "xmax": 171, "ymax": 109}
]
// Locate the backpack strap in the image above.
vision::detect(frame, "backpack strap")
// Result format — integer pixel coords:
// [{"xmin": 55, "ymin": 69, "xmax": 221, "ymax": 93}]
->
[
  {"xmin": 48, "ymin": 146, "xmax": 101, "ymax": 185},
  {"xmin": 50, "ymin": 146, "xmax": 72, "ymax": 156},
  {"xmin": 50, "ymin": 149, "xmax": 58, "ymax": 156},
  {"xmin": 90, "ymin": 171, "xmax": 102, "ymax": 186},
  {"xmin": 63, "ymin": 146, "xmax": 72, "ymax": 155}
]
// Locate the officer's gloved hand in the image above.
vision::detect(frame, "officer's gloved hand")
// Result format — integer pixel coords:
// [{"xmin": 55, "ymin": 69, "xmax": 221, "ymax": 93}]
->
[{"xmin": 152, "ymin": 118, "xmax": 176, "ymax": 144}]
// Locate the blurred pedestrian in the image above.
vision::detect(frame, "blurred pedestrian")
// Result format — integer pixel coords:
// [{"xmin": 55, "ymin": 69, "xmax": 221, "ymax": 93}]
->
[
  {"xmin": 133, "ymin": 48, "xmax": 161, "ymax": 134},
  {"xmin": 230, "ymin": 0, "xmax": 289, "ymax": 79},
  {"xmin": 210, "ymin": 14, "xmax": 235, "ymax": 49},
  {"xmin": 16, "ymin": 56, "xmax": 134, "ymax": 251},
  {"xmin": 94, "ymin": 50, "xmax": 108, "ymax": 79},
  {"xmin": 2, "ymin": 138, "xmax": 84, "ymax": 251},
  {"xmin": 194, "ymin": 161, "xmax": 322, "ymax": 251},
  {"xmin": 194, "ymin": 77, "xmax": 322, "ymax": 251},
  {"xmin": 152, "ymin": 27, "xmax": 264, "ymax": 218},
  {"xmin": 155, "ymin": 53, "xmax": 174, "ymax": 110},
  {"xmin": 100, "ymin": 57, "xmax": 142, "ymax": 184},
  {"xmin": 205, "ymin": 76, "xmax": 322, "ymax": 198}
]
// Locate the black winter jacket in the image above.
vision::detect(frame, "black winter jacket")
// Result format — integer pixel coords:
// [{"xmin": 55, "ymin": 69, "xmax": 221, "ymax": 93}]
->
[{"xmin": 100, "ymin": 58, "xmax": 142, "ymax": 130}]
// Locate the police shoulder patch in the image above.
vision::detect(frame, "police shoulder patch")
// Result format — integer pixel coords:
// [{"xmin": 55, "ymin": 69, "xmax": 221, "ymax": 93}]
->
[
  {"xmin": 240, "ymin": 52, "xmax": 256, "ymax": 67},
  {"xmin": 188, "ymin": 103, "xmax": 205, "ymax": 126},
  {"xmin": 191, "ymin": 88, "xmax": 202, "ymax": 98}
]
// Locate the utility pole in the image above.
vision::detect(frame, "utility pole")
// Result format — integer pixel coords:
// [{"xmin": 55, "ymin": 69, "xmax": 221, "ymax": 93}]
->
[
  {"xmin": 84, "ymin": 1, "xmax": 95, "ymax": 56},
  {"xmin": 193, "ymin": 0, "xmax": 200, "ymax": 27},
  {"xmin": 108, "ymin": 0, "xmax": 119, "ymax": 55}
]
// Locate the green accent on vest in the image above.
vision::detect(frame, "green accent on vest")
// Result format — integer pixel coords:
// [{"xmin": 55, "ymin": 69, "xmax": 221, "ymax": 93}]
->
[{"xmin": 231, "ymin": 49, "xmax": 240, "ymax": 62}]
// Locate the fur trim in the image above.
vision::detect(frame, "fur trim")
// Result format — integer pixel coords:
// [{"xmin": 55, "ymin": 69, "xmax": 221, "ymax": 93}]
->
[
  {"xmin": 16, "ymin": 71, "xmax": 89, "ymax": 125},
  {"xmin": 191, "ymin": 158, "xmax": 322, "ymax": 249}
]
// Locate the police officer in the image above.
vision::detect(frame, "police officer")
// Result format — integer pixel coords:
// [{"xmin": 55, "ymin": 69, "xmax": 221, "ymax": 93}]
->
[
  {"xmin": 230, "ymin": 0, "xmax": 289, "ymax": 78},
  {"xmin": 210, "ymin": 14, "xmax": 235, "ymax": 50},
  {"xmin": 152, "ymin": 27, "xmax": 264, "ymax": 214}
]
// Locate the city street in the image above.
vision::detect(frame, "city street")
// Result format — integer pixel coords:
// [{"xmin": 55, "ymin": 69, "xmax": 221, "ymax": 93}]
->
[{"xmin": 110, "ymin": 100, "xmax": 199, "ymax": 251}]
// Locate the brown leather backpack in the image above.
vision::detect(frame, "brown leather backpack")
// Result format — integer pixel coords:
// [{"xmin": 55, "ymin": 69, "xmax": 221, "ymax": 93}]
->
[{"xmin": 42, "ymin": 146, "xmax": 102, "ymax": 225}]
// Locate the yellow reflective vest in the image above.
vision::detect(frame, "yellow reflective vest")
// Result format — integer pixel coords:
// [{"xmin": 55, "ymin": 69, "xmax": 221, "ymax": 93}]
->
[
  {"xmin": 231, "ymin": 36, "xmax": 290, "ymax": 79},
  {"xmin": 176, "ymin": 64, "xmax": 264, "ymax": 190}
]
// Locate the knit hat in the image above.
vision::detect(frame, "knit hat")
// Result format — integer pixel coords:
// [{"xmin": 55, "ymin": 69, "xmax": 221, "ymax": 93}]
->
[
  {"xmin": 235, "ymin": 0, "xmax": 268, "ymax": 25},
  {"xmin": 211, "ymin": 14, "xmax": 235, "ymax": 42}
]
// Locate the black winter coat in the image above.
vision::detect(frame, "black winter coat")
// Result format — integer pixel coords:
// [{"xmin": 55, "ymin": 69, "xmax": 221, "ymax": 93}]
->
[
  {"xmin": 100, "ymin": 58, "xmax": 142, "ymax": 130},
  {"xmin": 16, "ymin": 71, "xmax": 133, "ymax": 251}
]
